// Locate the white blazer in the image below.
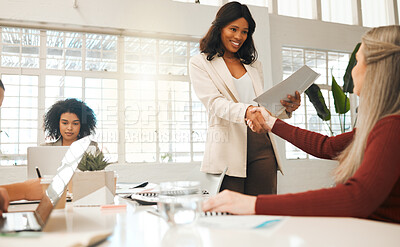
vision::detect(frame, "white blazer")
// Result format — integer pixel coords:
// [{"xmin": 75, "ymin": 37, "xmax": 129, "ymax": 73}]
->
[{"xmin": 189, "ymin": 53, "xmax": 285, "ymax": 178}]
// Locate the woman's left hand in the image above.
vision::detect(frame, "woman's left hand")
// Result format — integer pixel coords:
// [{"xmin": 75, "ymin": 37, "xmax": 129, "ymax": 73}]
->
[
  {"xmin": 202, "ymin": 190, "xmax": 257, "ymax": 215},
  {"xmin": 281, "ymin": 91, "xmax": 301, "ymax": 113}
]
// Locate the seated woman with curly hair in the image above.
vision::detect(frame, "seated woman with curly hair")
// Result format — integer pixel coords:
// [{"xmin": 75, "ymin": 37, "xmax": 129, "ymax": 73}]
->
[{"xmin": 43, "ymin": 98, "xmax": 97, "ymax": 146}]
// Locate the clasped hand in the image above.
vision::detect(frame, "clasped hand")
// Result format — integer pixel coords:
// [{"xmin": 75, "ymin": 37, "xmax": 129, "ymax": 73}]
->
[
  {"xmin": 247, "ymin": 107, "xmax": 277, "ymax": 132},
  {"xmin": 245, "ymin": 105, "xmax": 269, "ymax": 133},
  {"xmin": 246, "ymin": 91, "xmax": 300, "ymax": 133}
]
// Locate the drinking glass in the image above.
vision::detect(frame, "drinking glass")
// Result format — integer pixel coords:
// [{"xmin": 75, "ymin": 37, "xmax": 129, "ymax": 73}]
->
[{"xmin": 157, "ymin": 181, "xmax": 202, "ymax": 226}]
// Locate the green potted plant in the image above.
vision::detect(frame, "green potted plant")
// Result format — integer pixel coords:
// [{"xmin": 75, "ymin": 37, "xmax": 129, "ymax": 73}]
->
[
  {"xmin": 78, "ymin": 151, "xmax": 111, "ymax": 171},
  {"xmin": 305, "ymin": 43, "xmax": 360, "ymax": 135},
  {"xmin": 72, "ymin": 150, "xmax": 115, "ymax": 206}
]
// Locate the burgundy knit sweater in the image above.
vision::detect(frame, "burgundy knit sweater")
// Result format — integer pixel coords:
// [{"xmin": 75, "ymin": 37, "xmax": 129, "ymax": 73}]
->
[{"xmin": 256, "ymin": 115, "xmax": 400, "ymax": 223}]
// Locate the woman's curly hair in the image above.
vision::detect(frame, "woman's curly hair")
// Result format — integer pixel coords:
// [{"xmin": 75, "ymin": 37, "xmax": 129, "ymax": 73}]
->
[
  {"xmin": 44, "ymin": 98, "xmax": 96, "ymax": 140},
  {"xmin": 200, "ymin": 1, "xmax": 257, "ymax": 65}
]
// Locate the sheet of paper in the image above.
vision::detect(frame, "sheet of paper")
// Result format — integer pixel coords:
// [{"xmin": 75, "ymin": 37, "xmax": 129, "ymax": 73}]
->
[
  {"xmin": 197, "ymin": 215, "xmax": 287, "ymax": 230},
  {"xmin": 254, "ymin": 65, "xmax": 320, "ymax": 116}
]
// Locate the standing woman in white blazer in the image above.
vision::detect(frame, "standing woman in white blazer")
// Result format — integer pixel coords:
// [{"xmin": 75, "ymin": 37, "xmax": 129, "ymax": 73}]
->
[{"xmin": 189, "ymin": 2, "xmax": 300, "ymax": 195}]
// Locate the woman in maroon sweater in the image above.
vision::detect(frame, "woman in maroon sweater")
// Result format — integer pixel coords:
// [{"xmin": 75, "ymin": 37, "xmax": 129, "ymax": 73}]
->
[{"xmin": 203, "ymin": 25, "xmax": 400, "ymax": 223}]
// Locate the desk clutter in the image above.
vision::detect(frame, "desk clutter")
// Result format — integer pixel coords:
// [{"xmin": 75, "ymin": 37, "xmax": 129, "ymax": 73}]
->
[{"xmin": 128, "ymin": 190, "xmax": 210, "ymax": 206}]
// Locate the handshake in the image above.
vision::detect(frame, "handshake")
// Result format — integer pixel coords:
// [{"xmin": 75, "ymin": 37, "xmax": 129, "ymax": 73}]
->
[
  {"xmin": 245, "ymin": 91, "xmax": 301, "ymax": 134},
  {"xmin": 245, "ymin": 106, "xmax": 277, "ymax": 133}
]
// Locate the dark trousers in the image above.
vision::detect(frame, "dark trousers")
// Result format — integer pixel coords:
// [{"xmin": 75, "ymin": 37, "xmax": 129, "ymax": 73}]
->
[{"xmin": 220, "ymin": 127, "xmax": 278, "ymax": 196}]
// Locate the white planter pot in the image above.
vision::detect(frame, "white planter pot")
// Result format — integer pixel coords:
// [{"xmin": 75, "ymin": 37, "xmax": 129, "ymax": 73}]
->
[{"xmin": 72, "ymin": 170, "xmax": 115, "ymax": 206}]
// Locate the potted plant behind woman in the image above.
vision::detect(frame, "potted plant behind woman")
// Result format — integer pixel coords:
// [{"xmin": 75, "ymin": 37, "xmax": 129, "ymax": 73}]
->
[{"xmin": 72, "ymin": 150, "xmax": 115, "ymax": 206}]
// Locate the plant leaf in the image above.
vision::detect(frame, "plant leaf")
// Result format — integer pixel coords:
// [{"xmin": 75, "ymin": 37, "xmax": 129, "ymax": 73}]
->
[
  {"xmin": 77, "ymin": 150, "xmax": 110, "ymax": 171},
  {"xmin": 305, "ymin": 84, "xmax": 331, "ymax": 121},
  {"xmin": 332, "ymin": 76, "xmax": 350, "ymax": 114},
  {"xmin": 343, "ymin": 43, "xmax": 361, "ymax": 93}
]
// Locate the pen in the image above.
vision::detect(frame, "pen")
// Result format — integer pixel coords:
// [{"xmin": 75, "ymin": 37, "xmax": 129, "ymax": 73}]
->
[
  {"xmin": 130, "ymin": 181, "xmax": 148, "ymax": 189},
  {"xmin": 35, "ymin": 166, "xmax": 42, "ymax": 178}
]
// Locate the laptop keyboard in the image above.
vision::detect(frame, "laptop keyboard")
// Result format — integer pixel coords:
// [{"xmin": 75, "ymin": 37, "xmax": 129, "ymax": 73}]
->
[{"xmin": 1, "ymin": 212, "xmax": 41, "ymax": 232}]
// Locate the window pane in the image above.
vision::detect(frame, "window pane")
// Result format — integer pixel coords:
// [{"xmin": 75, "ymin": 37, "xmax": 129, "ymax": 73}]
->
[
  {"xmin": 1, "ymin": 27, "xmax": 40, "ymax": 68},
  {"xmin": 45, "ymin": 76, "xmax": 83, "ymax": 109},
  {"xmin": 85, "ymin": 78, "xmax": 118, "ymax": 162},
  {"xmin": 86, "ymin": 34, "xmax": 117, "ymax": 72},
  {"xmin": 158, "ymin": 80, "xmax": 191, "ymax": 162},
  {"xmin": 0, "ymin": 75, "xmax": 38, "ymax": 165},
  {"xmin": 278, "ymin": 0, "xmax": 313, "ymax": 19},
  {"xmin": 322, "ymin": 0, "xmax": 354, "ymax": 25},
  {"xmin": 124, "ymin": 37, "xmax": 156, "ymax": 74},
  {"xmin": 47, "ymin": 31, "xmax": 83, "ymax": 70},
  {"xmin": 191, "ymin": 85, "xmax": 207, "ymax": 160},
  {"xmin": 361, "ymin": 0, "xmax": 392, "ymax": 27},
  {"xmin": 159, "ymin": 39, "xmax": 188, "ymax": 75},
  {"xmin": 125, "ymin": 80, "xmax": 157, "ymax": 163},
  {"xmin": 398, "ymin": 0, "xmax": 400, "ymax": 22},
  {"xmin": 282, "ymin": 47, "xmax": 353, "ymax": 159}
]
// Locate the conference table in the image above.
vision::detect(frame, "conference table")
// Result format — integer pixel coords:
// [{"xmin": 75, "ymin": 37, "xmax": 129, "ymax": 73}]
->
[{"xmin": 2, "ymin": 196, "xmax": 400, "ymax": 247}]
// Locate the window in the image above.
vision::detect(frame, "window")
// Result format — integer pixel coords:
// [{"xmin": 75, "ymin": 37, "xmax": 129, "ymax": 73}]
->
[
  {"xmin": 282, "ymin": 47, "xmax": 353, "ymax": 159},
  {"xmin": 159, "ymin": 40, "xmax": 188, "ymax": 76},
  {"xmin": 0, "ymin": 26, "xmax": 205, "ymax": 166},
  {"xmin": 398, "ymin": 0, "xmax": 400, "ymax": 22},
  {"xmin": 1, "ymin": 28, "xmax": 40, "ymax": 68},
  {"xmin": 124, "ymin": 38, "xmax": 204, "ymax": 163},
  {"xmin": 321, "ymin": 0, "xmax": 354, "ymax": 25},
  {"xmin": 45, "ymin": 75, "xmax": 83, "ymax": 108},
  {"xmin": 124, "ymin": 37, "xmax": 156, "ymax": 74},
  {"xmin": 85, "ymin": 78, "xmax": 119, "ymax": 162},
  {"xmin": 277, "ymin": 0, "xmax": 313, "ymax": 19},
  {"xmin": 46, "ymin": 31, "xmax": 83, "ymax": 70},
  {"xmin": 361, "ymin": 0, "xmax": 392, "ymax": 27},
  {"xmin": 86, "ymin": 34, "xmax": 117, "ymax": 72},
  {"xmin": 0, "ymin": 75, "xmax": 38, "ymax": 165}
]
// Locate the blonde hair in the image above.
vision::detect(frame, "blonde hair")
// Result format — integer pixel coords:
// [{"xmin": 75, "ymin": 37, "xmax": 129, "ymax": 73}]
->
[{"xmin": 335, "ymin": 25, "xmax": 400, "ymax": 184}]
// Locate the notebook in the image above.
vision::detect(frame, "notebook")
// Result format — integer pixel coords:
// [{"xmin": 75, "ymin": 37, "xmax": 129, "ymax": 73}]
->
[{"xmin": 0, "ymin": 136, "xmax": 91, "ymax": 232}]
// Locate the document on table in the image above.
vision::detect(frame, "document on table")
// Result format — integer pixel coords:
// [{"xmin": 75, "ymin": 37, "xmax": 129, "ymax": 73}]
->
[
  {"xmin": 197, "ymin": 215, "xmax": 287, "ymax": 230},
  {"xmin": 254, "ymin": 65, "xmax": 320, "ymax": 116}
]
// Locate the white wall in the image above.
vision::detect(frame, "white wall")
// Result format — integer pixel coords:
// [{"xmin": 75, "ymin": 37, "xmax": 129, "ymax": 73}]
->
[
  {"xmin": 0, "ymin": 0, "xmax": 369, "ymax": 194},
  {"xmin": 0, "ymin": 0, "xmax": 273, "ymax": 87}
]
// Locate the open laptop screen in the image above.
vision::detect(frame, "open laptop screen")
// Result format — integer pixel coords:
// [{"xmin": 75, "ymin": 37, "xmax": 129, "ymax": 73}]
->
[
  {"xmin": 35, "ymin": 137, "xmax": 91, "ymax": 227},
  {"xmin": 27, "ymin": 146, "xmax": 69, "ymax": 179}
]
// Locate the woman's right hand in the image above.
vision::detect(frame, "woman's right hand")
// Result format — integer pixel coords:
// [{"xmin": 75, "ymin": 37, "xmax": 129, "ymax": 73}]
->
[
  {"xmin": 202, "ymin": 190, "xmax": 257, "ymax": 215},
  {"xmin": 247, "ymin": 107, "xmax": 277, "ymax": 132},
  {"xmin": 245, "ymin": 106, "xmax": 269, "ymax": 133}
]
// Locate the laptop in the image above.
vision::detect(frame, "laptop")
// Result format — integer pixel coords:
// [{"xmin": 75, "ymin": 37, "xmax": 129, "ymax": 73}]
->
[
  {"xmin": 27, "ymin": 145, "xmax": 97, "ymax": 179},
  {"xmin": 27, "ymin": 146, "xmax": 69, "ymax": 179},
  {"xmin": 0, "ymin": 136, "xmax": 91, "ymax": 232}
]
